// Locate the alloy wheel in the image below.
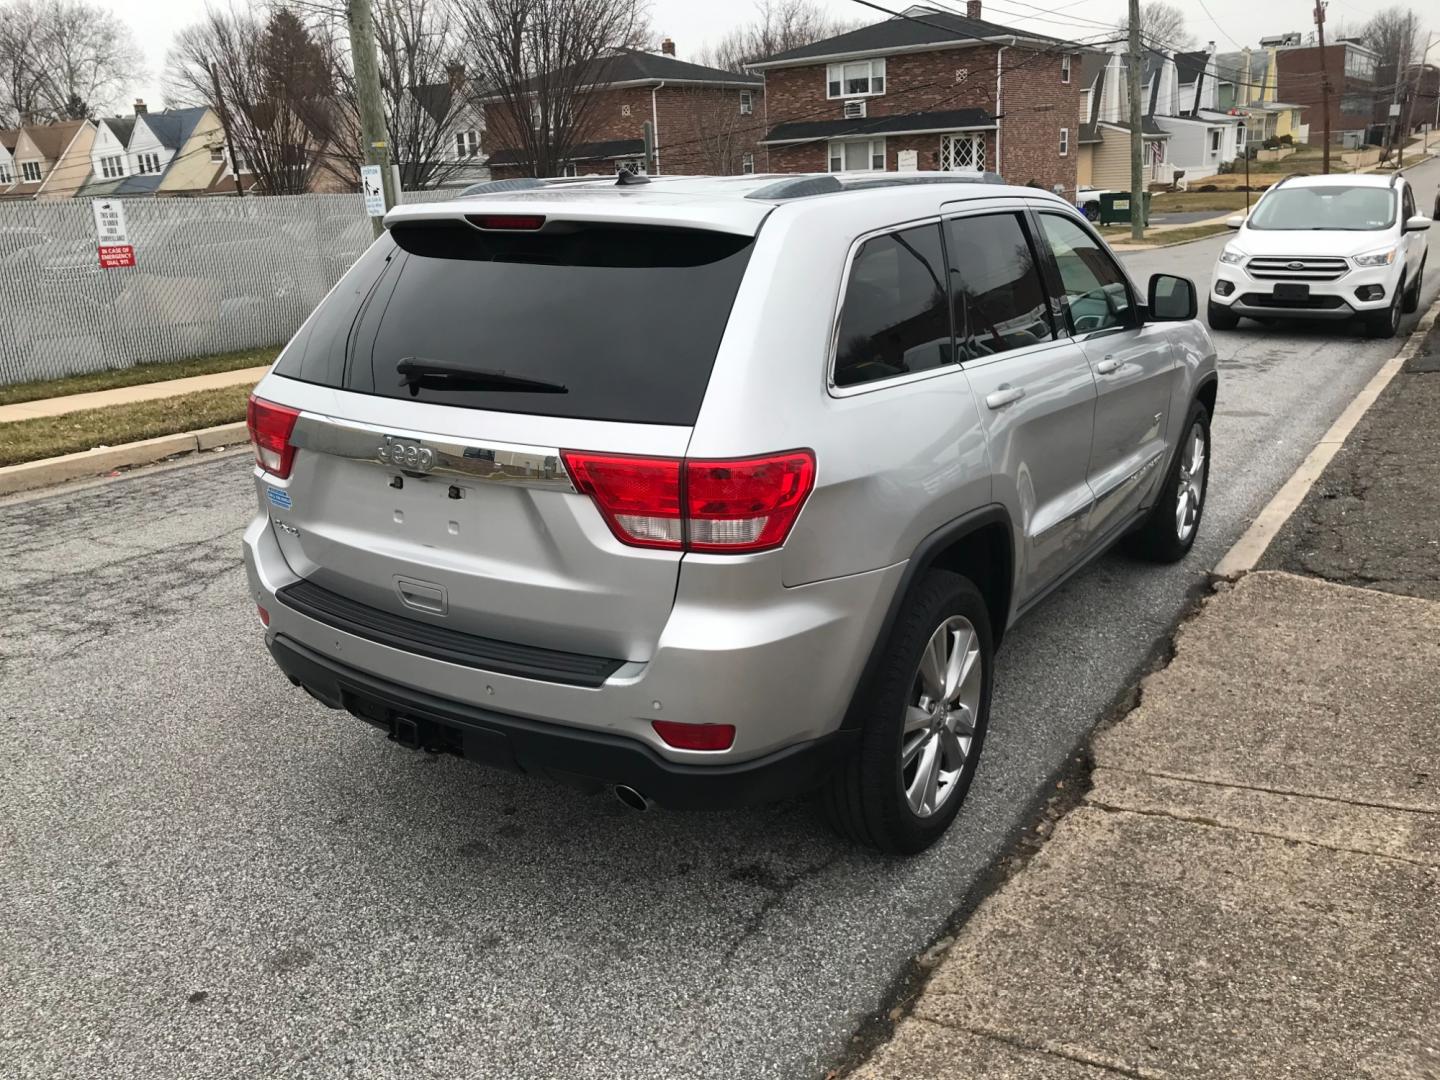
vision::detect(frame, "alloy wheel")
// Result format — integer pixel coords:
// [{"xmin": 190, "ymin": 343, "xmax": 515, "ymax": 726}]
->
[
  {"xmin": 1175, "ymin": 421, "xmax": 1207, "ymax": 543},
  {"xmin": 901, "ymin": 616, "xmax": 981, "ymax": 818}
]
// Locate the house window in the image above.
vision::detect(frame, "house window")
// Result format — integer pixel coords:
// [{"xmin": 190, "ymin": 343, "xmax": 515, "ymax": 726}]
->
[
  {"xmin": 828, "ymin": 138, "xmax": 885, "ymax": 172},
  {"xmin": 1061, "ymin": 55, "xmax": 1072, "ymax": 84},
  {"xmin": 136, "ymin": 152, "xmax": 162, "ymax": 174},
  {"xmin": 939, "ymin": 133, "xmax": 985, "ymax": 171},
  {"xmin": 210, "ymin": 144, "xmax": 224, "ymax": 163},
  {"xmin": 1059, "ymin": 128, "xmax": 1069, "ymax": 156},
  {"xmin": 827, "ymin": 58, "xmax": 885, "ymax": 99},
  {"xmin": 615, "ymin": 158, "xmax": 646, "ymax": 175},
  {"xmin": 0, "ymin": 164, "xmax": 11, "ymax": 184},
  {"xmin": 100, "ymin": 154, "xmax": 125, "ymax": 179},
  {"xmin": 741, "ymin": 152, "xmax": 754, "ymax": 174},
  {"xmin": 1210, "ymin": 129, "xmax": 1222, "ymax": 152},
  {"xmin": 20, "ymin": 160, "xmax": 41, "ymax": 182},
  {"xmin": 740, "ymin": 91, "xmax": 753, "ymax": 115},
  {"xmin": 454, "ymin": 130, "xmax": 479, "ymax": 159}
]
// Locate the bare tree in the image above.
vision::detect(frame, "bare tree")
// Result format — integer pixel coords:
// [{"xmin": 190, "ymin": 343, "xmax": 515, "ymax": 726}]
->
[
  {"xmin": 452, "ymin": 0, "xmax": 646, "ymax": 178},
  {"xmin": 323, "ymin": 0, "xmax": 476, "ymax": 190},
  {"xmin": 695, "ymin": 0, "xmax": 859, "ymax": 73},
  {"xmin": 167, "ymin": 5, "xmax": 340, "ymax": 194},
  {"xmin": 1114, "ymin": 1, "xmax": 1193, "ymax": 52},
  {"xmin": 0, "ymin": 0, "xmax": 144, "ymax": 125},
  {"xmin": 1362, "ymin": 6, "xmax": 1419, "ymax": 95}
]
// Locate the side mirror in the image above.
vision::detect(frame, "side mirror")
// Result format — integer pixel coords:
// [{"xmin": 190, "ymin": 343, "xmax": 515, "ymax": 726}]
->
[
  {"xmin": 1149, "ymin": 273, "xmax": 1197, "ymax": 321},
  {"xmin": 1404, "ymin": 214, "xmax": 1433, "ymax": 233},
  {"xmin": 1225, "ymin": 214, "xmax": 1246, "ymax": 229}
]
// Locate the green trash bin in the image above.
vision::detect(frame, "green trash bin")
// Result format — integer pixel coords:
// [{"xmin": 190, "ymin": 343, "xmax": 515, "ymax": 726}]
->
[{"xmin": 1098, "ymin": 190, "xmax": 1151, "ymax": 226}]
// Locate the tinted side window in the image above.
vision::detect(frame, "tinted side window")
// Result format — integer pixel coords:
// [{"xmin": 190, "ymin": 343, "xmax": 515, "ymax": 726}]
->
[
  {"xmin": 944, "ymin": 213, "xmax": 1054, "ymax": 361},
  {"xmin": 1403, "ymin": 185, "xmax": 1416, "ymax": 220},
  {"xmin": 834, "ymin": 223, "xmax": 951, "ymax": 388},
  {"xmin": 1038, "ymin": 213, "xmax": 1136, "ymax": 335}
]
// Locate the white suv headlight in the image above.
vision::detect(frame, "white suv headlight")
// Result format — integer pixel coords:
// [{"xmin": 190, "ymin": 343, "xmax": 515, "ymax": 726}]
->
[
  {"xmin": 1352, "ymin": 247, "xmax": 1397, "ymax": 267},
  {"xmin": 1218, "ymin": 246, "xmax": 1247, "ymax": 265}
]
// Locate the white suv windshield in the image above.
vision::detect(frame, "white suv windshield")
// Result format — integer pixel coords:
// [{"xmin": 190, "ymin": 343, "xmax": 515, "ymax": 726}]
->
[{"xmin": 1247, "ymin": 185, "xmax": 1396, "ymax": 231}]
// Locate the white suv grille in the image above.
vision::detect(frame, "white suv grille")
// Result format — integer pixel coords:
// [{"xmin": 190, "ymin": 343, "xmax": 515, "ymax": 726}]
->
[{"xmin": 1245, "ymin": 256, "xmax": 1350, "ymax": 281}]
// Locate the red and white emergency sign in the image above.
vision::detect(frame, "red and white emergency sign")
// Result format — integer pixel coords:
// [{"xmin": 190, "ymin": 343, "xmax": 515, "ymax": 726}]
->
[{"xmin": 92, "ymin": 199, "xmax": 135, "ymax": 269}]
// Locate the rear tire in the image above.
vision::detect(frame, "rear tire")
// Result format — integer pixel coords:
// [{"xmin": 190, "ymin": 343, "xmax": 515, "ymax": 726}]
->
[
  {"xmin": 1207, "ymin": 300, "xmax": 1240, "ymax": 331},
  {"xmin": 824, "ymin": 571, "xmax": 992, "ymax": 855},
  {"xmin": 1364, "ymin": 282, "xmax": 1403, "ymax": 338},
  {"xmin": 1123, "ymin": 401, "xmax": 1210, "ymax": 563},
  {"xmin": 1402, "ymin": 259, "xmax": 1424, "ymax": 314}
]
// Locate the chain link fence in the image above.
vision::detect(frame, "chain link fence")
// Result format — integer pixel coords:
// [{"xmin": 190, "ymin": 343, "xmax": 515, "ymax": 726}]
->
[{"xmin": 0, "ymin": 188, "xmax": 457, "ymax": 387}]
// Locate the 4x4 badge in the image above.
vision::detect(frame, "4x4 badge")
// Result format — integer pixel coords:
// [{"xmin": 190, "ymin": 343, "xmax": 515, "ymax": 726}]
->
[{"xmin": 378, "ymin": 438, "xmax": 437, "ymax": 472}]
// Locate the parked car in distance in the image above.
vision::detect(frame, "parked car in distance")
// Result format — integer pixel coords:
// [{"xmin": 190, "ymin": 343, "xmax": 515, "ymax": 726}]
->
[
  {"xmin": 1208, "ymin": 172, "xmax": 1430, "ymax": 337},
  {"xmin": 243, "ymin": 172, "xmax": 1218, "ymax": 854},
  {"xmin": 1075, "ymin": 185, "xmax": 1110, "ymax": 221}
]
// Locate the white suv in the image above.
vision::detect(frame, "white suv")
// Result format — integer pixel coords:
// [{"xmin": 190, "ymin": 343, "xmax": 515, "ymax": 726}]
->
[{"xmin": 1208, "ymin": 173, "xmax": 1431, "ymax": 338}]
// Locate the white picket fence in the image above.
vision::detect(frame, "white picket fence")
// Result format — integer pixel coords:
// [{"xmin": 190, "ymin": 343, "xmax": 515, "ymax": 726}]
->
[{"xmin": 0, "ymin": 188, "xmax": 457, "ymax": 386}]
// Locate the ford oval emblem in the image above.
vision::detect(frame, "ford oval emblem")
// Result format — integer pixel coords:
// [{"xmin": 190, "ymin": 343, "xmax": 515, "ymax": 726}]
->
[{"xmin": 1286, "ymin": 261, "xmax": 1306, "ymax": 270}]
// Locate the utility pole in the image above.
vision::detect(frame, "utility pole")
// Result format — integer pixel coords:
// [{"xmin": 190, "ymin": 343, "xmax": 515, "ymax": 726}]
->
[
  {"xmin": 1315, "ymin": 0, "xmax": 1331, "ymax": 173},
  {"xmin": 1127, "ymin": 0, "xmax": 1145, "ymax": 242},
  {"xmin": 643, "ymin": 120, "xmax": 656, "ymax": 175},
  {"xmin": 209, "ymin": 60, "xmax": 243, "ymax": 197},
  {"xmin": 347, "ymin": 0, "xmax": 395, "ymax": 238}
]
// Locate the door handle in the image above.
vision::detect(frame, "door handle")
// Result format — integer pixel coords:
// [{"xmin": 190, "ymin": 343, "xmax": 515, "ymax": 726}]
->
[
  {"xmin": 1096, "ymin": 357, "xmax": 1123, "ymax": 375},
  {"xmin": 985, "ymin": 384, "xmax": 1026, "ymax": 409}
]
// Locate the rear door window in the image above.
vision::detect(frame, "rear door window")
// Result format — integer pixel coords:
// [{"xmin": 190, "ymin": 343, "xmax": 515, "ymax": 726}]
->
[
  {"xmin": 944, "ymin": 212, "xmax": 1054, "ymax": 360},
  {"xmin": 275, "ymin": 221, "xmax": 754, "ymax": 426},
  {"xmin": 833, "ymin": 222, "xmax": 951, "ymax": 388}
]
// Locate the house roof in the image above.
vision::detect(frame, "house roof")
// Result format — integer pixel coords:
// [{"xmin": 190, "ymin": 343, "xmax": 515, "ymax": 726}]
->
[
  {"xmin": 99, "ymin": 116, "xmax": 136, "ymax": 144},
  {"xmin": 485, "ymin": 137, "xmax": 646, "ymax": 167},
  {"xmin": 139, "ymin": 106, "xmax": 209, "ymax": 151},
  {"xmin": 413, "ymin": 82, "xmax": 462, "ymax": 123},
  {"xmin": 1079, "ymin": 51, "xmax": 1109, "ymax": 91},
  {"xmin": 499, "ymin": 47, "xmax": 761, "ymax": 96},
  {"xmin": 749, "ymin": 6, "xmax": 1074, "ymax": 68},
  {"xmin": 21, "ymin": 119, "xmax": 87, "ymax": 160},
  {"xmin": 0, "ymin": 128, "xmax": 18, "ymax": 152},
  {"xmin": 762, "ymin": 107, "xmax": 995, "ymax": 144},
  {"xmin": 77, "ymin": 172, "xmax": 164, "ymax": 198},
  {"xmin": 1099, "ymin": 118, "xmax": 1170, "ymax": 138},
  {"xmin": 1175, "ymin": 50, "xmax": 1210, "ymax": 85},
  {"xmin": 1078, "ymin": 121, "xmax": 1102, "ymax": 144},
  {"xmin": 1213, "ymin": 50, "xmax": 1264, "ymax": 86}
]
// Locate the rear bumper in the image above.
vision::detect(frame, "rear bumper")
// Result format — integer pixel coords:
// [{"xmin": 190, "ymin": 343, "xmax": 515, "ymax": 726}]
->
[{"xmin": 268, "ymin": 633, "xmax": 855, "ymax": 809}]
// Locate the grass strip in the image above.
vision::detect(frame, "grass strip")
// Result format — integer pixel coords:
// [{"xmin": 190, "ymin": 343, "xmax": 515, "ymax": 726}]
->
[
  {"xmin": 0, "ymin": 346, "xmax": 279, "ymax": 407},
  {"xmin": 0, "ymin": 384, "xmax": 251, "ymax": 468}
]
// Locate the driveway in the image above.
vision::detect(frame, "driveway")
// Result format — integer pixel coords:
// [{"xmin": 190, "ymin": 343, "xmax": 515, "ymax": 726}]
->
[{"xmin": 3, "ymin": 155, "xmax": 1437, "ymax": 1080}]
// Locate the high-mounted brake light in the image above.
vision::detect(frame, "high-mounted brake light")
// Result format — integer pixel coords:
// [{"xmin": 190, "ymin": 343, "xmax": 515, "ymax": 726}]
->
[
  {"xmin": 246, "ymin": 395, "xmax": 301, "ymax": 479},
  {"xmin": 466, "ymin": 213, "xmax": 546, "ymax": 231},
  {"xmin": 560, "ymin": 449, "xmax": 815, "ymax": 555}
]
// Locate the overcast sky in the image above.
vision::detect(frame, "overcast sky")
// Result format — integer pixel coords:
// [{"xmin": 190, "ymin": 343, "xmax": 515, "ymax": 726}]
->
[{"xmin": 105, "ymin": 0, "xmax": 1434, "ymax": 111}]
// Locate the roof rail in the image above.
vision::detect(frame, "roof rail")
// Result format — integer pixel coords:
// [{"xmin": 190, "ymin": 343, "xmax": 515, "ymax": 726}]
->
[
  {"xmin": 842, "ymin": 172, "xmax": 1006, "ymax": 191},
  {"xmin": 1389, "ymin": 170, "xmax": 1402, "ymax": 188},
  {"xmin": 745, "ymin": 175, "xmax": 844, "ymax": 201},
  {"xmin": 458, "ymin": 177, "xmax": 548, "ymax": 198}
]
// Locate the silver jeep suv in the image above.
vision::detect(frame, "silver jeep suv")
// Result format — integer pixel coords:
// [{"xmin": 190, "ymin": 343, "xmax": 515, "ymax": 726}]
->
[{"xmin": 243, "ymin": 172, "xmax": 1217, "ymax": 853}]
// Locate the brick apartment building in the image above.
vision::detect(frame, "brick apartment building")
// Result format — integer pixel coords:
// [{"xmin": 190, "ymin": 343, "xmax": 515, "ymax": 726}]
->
[
  {"xmin": 746, "ymin": 1, "xmax": 1084, "ymax": 195},
  {"xmin": 1274, "ymin": 36, "xmax": 1380, "ymax": 147},
  {"xmin": 484, "ymin": 44, "xmax": 764, "ymax": 178}
]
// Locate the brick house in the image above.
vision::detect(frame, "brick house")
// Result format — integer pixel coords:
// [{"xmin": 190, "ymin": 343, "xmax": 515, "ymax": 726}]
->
[
  {"xmin": 484, "ymin": 43, "xmax": 765, "ymax": 178},
  {"xmin": 745, "ymin": 2, "xmax": 1084, "ymax": 196},
  {"xmin": 1273, "ymin": 37, "xmax": 1379, "ymax": 148}
]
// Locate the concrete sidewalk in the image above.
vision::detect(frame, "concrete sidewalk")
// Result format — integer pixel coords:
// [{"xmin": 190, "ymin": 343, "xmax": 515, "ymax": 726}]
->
[
  {"xmin": 0, "ymin": 365, "xmax": 269, "ymax": 423},
  {"xmin": 854, "ymin": 570, "xmax": 1440, "ymax": 1079}
]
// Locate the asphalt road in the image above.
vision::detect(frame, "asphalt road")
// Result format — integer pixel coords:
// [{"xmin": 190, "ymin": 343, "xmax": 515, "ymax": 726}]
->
[{"xmin": 4, "ymin": 156, "xmax": 1437, "ymax": 1080}]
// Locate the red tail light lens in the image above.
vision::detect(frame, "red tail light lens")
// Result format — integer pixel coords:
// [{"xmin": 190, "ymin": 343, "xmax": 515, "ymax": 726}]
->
[
  {"xmin": 467, "ymin": 213, "xmax": 546, "ymax": 230},
  {"xmin": 561, "ymin": 448, "xmax": 815, "ymax": 555},
  {"xmin": 652, "ymin": 720, "xmax": 736, "ymax": 751},
  {"xmin": 246, "ymin": 395, "xmax": 301, "ymax": 479},
  {"xmin": 562, "ymin": 452, "xmax": 684, "ymax": 549},
  {"xmin": 686, "ymin": 452, "xmax": 816, "ymax": 553}
]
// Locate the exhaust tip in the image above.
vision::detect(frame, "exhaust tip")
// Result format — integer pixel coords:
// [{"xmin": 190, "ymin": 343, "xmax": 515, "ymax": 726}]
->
[{"xmin": 613, "ymin": 785, "xmax": 652, "ymax": 812}]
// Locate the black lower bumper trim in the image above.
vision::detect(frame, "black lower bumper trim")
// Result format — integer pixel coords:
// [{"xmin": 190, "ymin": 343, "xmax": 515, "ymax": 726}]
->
[{"xmin": 267, "ymin": 634, "xmax": 853, "ymax": 810}]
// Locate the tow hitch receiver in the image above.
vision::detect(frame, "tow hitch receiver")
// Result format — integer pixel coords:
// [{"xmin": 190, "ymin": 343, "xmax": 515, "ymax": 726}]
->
[{"xmin": 389, "ymin": 716, "xmax": 422, "ymax": 749}]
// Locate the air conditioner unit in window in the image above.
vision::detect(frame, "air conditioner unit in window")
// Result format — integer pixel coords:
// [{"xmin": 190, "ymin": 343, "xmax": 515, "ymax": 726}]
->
[{"xmin": 843, "ymin": 99, "xmax": 866, "ymax": 119}]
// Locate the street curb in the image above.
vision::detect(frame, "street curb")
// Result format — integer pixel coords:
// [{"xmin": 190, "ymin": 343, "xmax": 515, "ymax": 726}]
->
[
  {"xmin": 1214, "ymin": 291, "xmax": 1440, "ymax": 578},
  {"xmin": 0, "ymin": 421, "xmax": 249, "ymax": 497}
]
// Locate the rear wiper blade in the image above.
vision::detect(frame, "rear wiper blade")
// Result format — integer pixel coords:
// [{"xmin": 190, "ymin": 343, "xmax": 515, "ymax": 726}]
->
[{"xmin": 396, "ymin": 357, "xmax": 567, "ymax": 396}]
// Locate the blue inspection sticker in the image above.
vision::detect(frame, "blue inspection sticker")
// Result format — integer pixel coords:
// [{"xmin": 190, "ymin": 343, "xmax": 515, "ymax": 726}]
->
[{"xmin": 266, "ymin": 486, "xmax": 293, "ymax": 510}]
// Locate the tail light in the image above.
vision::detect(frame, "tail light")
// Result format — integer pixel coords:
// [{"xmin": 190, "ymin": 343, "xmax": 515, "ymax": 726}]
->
[
  {"xmin": 652, "ymin": 720, "xmax": 736, "ymax": 751},
  {"xmin": 561, "ymin": 449, "xmax": 815, "ymax": 555},
  {"xmin": 247, "ymin": 395, "xmax": 301, "ymax": 479}
]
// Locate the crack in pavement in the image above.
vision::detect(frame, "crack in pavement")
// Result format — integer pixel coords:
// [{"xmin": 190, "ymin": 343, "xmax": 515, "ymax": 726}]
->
[{"xmin": 1095, "ymin": 764, "xmax": 1440, "ymax": 818}]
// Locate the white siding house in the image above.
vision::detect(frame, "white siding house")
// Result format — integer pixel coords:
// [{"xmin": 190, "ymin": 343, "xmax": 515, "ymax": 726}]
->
[
  {"xmin": 89, "ymin": 117, "xmax": 134, "ymax": 182},
  {"xmin": 126, "ymin": 109, "xmax": 172, "ymax": 178}
]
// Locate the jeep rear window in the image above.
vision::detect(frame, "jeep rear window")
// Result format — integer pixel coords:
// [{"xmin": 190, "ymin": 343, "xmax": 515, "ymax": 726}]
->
[{"xmin": 273, "ymin": 221, "xmax": 754, "ymax": 426}]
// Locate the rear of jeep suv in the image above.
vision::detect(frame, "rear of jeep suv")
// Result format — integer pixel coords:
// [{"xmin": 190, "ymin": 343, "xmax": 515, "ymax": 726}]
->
[{"xmin": 243, "ymin": 186, "xmax": 898, "ymax": 826}]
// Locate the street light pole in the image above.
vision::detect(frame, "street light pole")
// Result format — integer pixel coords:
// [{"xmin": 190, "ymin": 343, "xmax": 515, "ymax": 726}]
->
[
  {"xmin": 1128, "ymin": 0, "xmax": 1145, "ymax": 242},
  {"xmin": 347, "ymin": 0, "xmax": 395, "ymax": 238}
]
